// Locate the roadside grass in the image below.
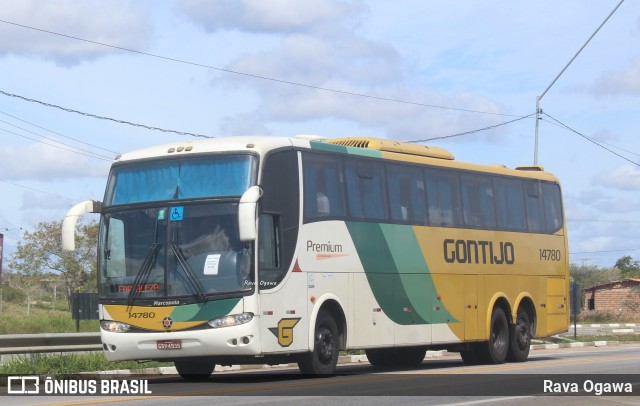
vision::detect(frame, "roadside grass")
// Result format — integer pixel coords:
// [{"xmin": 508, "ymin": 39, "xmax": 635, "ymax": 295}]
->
[
  {"xmin": 540, "ymin": 334, "xmax": 640, "ymax": 344},
  {"xmin": 575, "ymin": 310, "xmax": 640, "ymax": 324},
  {"xmin": 0, "ymin": 302, "xmax": 99, "ymax": 334},
  {"xmin": 0, "ymin": 353, "xmax": 172, "ymax": 378}
]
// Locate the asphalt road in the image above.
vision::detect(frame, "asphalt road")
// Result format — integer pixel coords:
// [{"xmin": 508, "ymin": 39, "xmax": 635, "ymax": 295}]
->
[{"xmin": 2, "ymin": 344, "xmax": 640, "ymax": 406}]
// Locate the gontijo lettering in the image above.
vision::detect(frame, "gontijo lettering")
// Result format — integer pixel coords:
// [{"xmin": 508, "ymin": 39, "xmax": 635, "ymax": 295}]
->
[{"xmin": 443, "ymin": 239, "xmax": 515, "ymax": 265}]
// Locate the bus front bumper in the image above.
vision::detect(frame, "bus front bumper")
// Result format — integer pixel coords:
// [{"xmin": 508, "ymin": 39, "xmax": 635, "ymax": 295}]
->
[{"xmin": 101, "ymin": 319, "xmax": 261, "ymax": 361}]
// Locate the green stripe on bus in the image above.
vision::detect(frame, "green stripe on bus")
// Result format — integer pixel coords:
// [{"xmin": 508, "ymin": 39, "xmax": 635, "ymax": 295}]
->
[
  {"xmin": 346, "ymin": 222, "xmax": 456, "ymax": 325},
  {"xmin": 169, "ymin": 298, "xmax": 241, "ymax": 322}
]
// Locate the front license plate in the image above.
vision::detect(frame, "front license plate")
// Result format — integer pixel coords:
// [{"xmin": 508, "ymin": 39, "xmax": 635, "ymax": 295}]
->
[{"xmin": 157, "ymin": 340, "xmax": 182, "ymax": 350}]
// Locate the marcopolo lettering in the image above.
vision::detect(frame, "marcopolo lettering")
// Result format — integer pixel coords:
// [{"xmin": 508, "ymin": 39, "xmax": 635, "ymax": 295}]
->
[{"xmin": 443, "ymin": 239, "xmax": 515, "ymax": 265}]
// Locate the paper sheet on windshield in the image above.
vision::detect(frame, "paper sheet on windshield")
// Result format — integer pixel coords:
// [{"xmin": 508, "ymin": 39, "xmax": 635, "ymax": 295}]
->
[{"xmin": 204, "ymin": 254, "xmax": 221, "ymax": 275}]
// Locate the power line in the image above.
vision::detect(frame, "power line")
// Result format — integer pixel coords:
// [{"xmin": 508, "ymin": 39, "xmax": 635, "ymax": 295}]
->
[
  {"xmin": 542, "ymin": 112, "xmax": 640, "ymax": 167},
  {"xmin": 406, "ymin": 113, "xmax": 535, "ymax": 143},
  {"xmin": 570, "ymin": 248, "xmax": 640, "ymax": 255},
  {"xmin": 0, "ymin": 178, "xmax": 79, "ymax": 203},
  {"xmin": 541, "ymin": 116, "xmax": 640, "ymax": 158},
  {"xmin": 0, "ymin": 18, "xmax": 526, "ymax": 118},
  {"xmin": 0, "ymin": 89, "xmax": 212, "ymax": 139},
  {"xmin": 0, "ymin": 125, "xmax": 113, "ymax": 161},
  {"xmin": 0, "ymin": 118, "xmax": 114, "ymax": 160},
  {"xmin": 0, "ymin": 109, "xmax": 120, "ymax": 155}
]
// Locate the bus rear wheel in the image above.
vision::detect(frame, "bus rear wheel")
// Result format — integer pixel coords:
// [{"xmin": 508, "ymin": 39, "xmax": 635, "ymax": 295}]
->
[
  {"xmin": 174, "ymin": 358, "xmax": 216, "ymax": 381},
  {"xmin": 478, "ymin": 307, "xmax": 509, "ymax": 364},
  {"xmin": 298, "ymin": 310, "xmax": 339, "ymax": 375},
  {"xmin": 507, "ymin": 309, "xmax": 531, "ymax": 362}
]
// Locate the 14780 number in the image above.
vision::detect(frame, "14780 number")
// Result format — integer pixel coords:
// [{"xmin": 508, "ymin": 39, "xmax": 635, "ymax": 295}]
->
[{"xmin": 539, "ymin": 249, "xmax": 561, "ymax": 261}]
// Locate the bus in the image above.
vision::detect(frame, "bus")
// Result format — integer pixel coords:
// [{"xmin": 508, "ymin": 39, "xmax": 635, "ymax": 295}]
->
[{"xmin": 62, "ymin": 136, "xmax": 568, "ymax": 378}]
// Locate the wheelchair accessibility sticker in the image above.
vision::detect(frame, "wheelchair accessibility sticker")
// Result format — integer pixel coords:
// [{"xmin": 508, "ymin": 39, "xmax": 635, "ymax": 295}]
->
[{"xmin": 170, "ymin": 207, "xmax": 184, "ymax": 221}]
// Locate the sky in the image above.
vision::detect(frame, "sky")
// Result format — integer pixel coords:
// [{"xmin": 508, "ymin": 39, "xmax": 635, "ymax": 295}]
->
[{"xmin": 0, "ymin": 0, "xmax": 639, "ymax": 270}]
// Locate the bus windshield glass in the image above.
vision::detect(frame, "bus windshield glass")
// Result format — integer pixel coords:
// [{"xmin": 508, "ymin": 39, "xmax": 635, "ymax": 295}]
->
[
  {"xmin": 104, "ymin": 154, "xmax": 256, "ymax": 206},
  {"xmin": 99, "ymin": 203, "xmax": 253, "ymax": 300}
]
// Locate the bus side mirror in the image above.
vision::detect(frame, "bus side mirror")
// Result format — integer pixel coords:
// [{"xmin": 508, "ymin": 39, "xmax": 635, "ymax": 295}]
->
[
  {"xmin": 239, "ymin": 186, "xmax": 263, "ymax": 241},
  {"xmin": 62, "ymin": 200, "xmax": 102, "ymax": 251}
]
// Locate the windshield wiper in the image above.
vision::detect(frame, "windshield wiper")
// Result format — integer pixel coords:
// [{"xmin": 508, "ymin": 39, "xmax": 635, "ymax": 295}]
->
[
  {"xmin": 127, "ymin": 243, "xmax": 160, "ymax": 308},
  {"xmin": 171, "ymin": 244, "xmax": 208, "ymax": 302}
]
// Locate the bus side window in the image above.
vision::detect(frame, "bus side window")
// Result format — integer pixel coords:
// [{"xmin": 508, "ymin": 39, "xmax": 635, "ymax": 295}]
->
[
  {"xmin": 302, "ymin": 154, "xmax": 346, "ymax": 219},
  {"xmin": 461, "ymin": 175, "xmax": 496, "ymax": 228},
  {"xmin": 525, "ymin": 181, "xmax": 545, "ymax": 233},
  {"xmin": 494, "ymin": 178, "xmax": 526, "ymax": 231},
  {"xmin": 345, "ymin": 160, "xmax": 388, "ymax": 220},
  {"xmin": 425, "ymin": 169, "xmax": 461, "ymax": 227},
  {"xmin": 387, "ymin": 164, "xmax": 427, "ymax": 224},
  {"xmin": 542, "ymin": 183, "xmax": 563, "ymax": 233},
  {"xmin": 258, "ymin": 214, "xmax": 281, "ymax": 286}
]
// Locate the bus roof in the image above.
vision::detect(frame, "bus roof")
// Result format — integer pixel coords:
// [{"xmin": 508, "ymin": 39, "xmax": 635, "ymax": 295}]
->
[{"xmin": 113, "ymin": 135, "xmax": 559, "ymax": 183}]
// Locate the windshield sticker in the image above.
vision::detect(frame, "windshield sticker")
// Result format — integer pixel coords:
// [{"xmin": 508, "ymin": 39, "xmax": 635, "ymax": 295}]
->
[
  {"xmin": 169, "ymin": 207, "xmax": 184, "ymax": 221},
  {"xmin": 204, "ymin": 254, "xmax": 221, "ymax": 275}
]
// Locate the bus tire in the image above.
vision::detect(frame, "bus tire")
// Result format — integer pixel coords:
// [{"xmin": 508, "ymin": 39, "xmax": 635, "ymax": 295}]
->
[
  {"xmin": 479, "ymin": 307, "xmax": 509, "ymax": 364},
  {"xmin": 174, "ymin": 358, "xmax": 216, "ymax": 381},
  {"xmin": 366, "ymin": 347, "xmax": 426, "ymax": 368},
  {"xmin": 507, "ymin": 309, "xmax": 531, "ymax": 362},
  {"xmin": 298, "ymin": 310, "xmax": 339, "ymax": 375},
  {"xmin": 365, "ymin": 348, "xmax": 393, "ymax": 367},
  {"xmin": 460, "ymin": 345, "xmax": 480, "ymax": 365}
]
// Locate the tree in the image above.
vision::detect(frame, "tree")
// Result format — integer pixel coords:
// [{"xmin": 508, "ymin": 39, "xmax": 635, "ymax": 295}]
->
[
  {"xmin": 8, "ymin": 220, "xmax": 98, "ymax": 301},
  {"xmin": 570, "ymin": 262, "xmax": 621, "ymax": 289},
  {"xmin": 613, "ymin": 256, "xmax": 640, "ymax": 278}
]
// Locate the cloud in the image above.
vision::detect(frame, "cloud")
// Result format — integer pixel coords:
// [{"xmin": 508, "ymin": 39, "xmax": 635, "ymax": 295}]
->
[
  {"xmin": 174, "ymin": 1, "xmax": 510, "ymax": 141},
  {"xmin": 594, "ymin": 164, "xmax": 640, "ymax": 191},
  {"xmin": 0, "ymin": 142, "xmax": 110, "ymax": 180},
  {"xmin": 589, "ymin": 59, "xmax": 640, "ymax": 96},
  {"xmin": 572, "ymin": 236, "xmax": 612, "ymax": 253},
  {"xmin": 20, "ymin": 191, "xmax": 72, "ymax": 211},
  {"xmin": 0, "ymin": 0, "xmax": 153, "ymax": 65},
  {"xmin": 175, "ymin": 0, "xmax": 366, "ymax": 34},
  {"xmin": 215, "ymin": 25, "xmax": 504, "ymax": 140}
]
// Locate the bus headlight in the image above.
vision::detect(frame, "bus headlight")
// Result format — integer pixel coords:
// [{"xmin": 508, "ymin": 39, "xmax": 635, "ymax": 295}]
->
[
  {"xmin": 101, "ymin": 320, "xmax": 131, "ymax": 333},
  {"xmin": 208, "ymin": 313, "xmax": 253, "ymax": 328}
]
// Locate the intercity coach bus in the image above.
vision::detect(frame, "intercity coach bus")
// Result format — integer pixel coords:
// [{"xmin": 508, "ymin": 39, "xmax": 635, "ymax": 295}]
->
[{"xmin": 62, "ymin": 136, "xmax": 568, "ymax": 378}]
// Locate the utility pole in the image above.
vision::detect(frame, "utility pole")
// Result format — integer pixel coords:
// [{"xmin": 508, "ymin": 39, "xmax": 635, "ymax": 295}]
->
[{"xmin": 534, "ymin": 0, "xmax": 625, "ymax": 165}]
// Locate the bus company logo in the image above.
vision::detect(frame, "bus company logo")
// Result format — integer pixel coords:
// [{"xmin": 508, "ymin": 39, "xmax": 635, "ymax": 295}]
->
[
  {"xmin": 268, "ymin": 318, "xmax": 301, "ymax": 347},
  {"xmin": 162, "ymin": 317, "xmax": 173, "ymax": 329},
  {"xmin": 8, "ymin": 376, "xmax": 40, "ymax": 394}
]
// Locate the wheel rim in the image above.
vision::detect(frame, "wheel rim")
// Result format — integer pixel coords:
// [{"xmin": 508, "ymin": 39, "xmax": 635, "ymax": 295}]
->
[
  {"xmin": 316, "ymin": 326, "xmax": 335, "ymax": 364},
  {"xmin": 492, "ymin": 317, "xmax": 508, "ymax": 354},
  {"xmin": 515, "ymin": 319, "xmax": 530, "ymax": 349}
]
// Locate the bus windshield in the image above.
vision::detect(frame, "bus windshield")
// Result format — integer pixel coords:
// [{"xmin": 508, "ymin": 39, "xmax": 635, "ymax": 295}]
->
[
  {"xmin": 104, "ymin": 154, "xmax": 256, "ymax": 206},
  {"xmin": 99, "ymin": 202, "xmax": 253, "ymax": 301}
]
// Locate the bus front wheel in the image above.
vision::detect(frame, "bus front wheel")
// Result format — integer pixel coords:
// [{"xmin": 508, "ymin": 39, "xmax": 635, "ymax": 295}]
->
[
  {"xmin": 174, "ymin": 358, "xmax": 216, "ymax": 381},
  {"xmin": 298, "ymin": 310, "xmax": 339, "ymax": 375}
]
